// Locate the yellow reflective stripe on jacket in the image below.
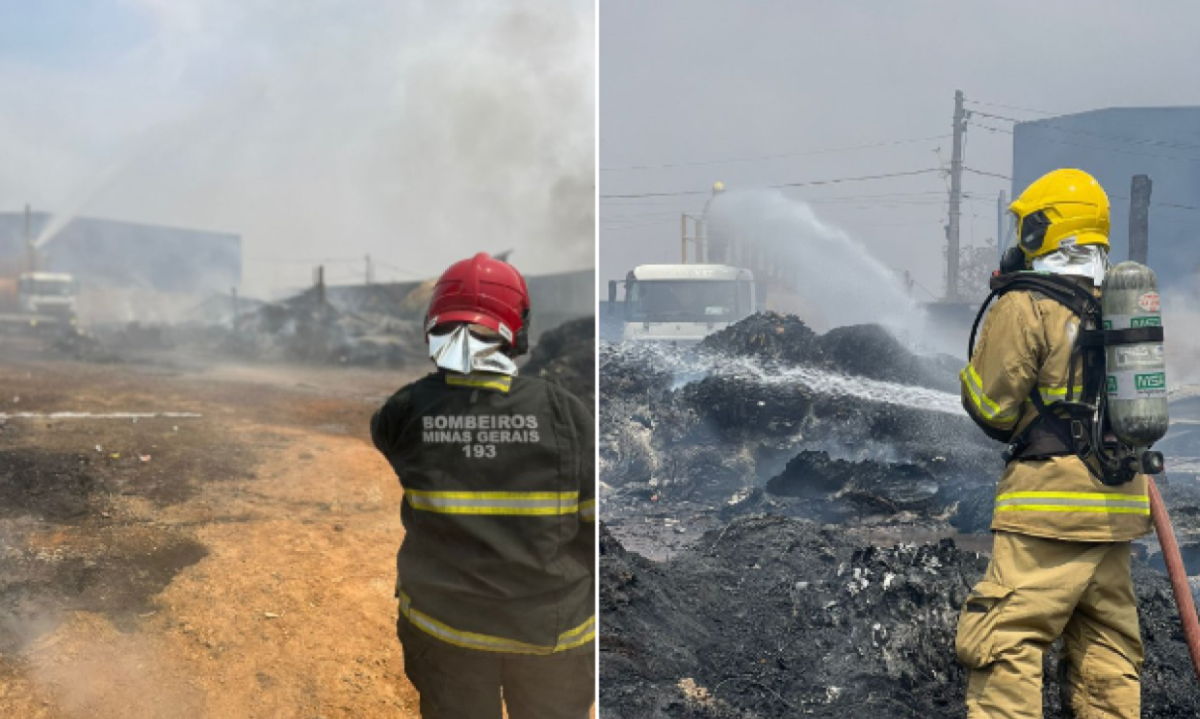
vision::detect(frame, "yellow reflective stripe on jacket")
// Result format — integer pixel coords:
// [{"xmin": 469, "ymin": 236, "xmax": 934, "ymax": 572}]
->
[
  {"xmin": 1029, "ymin": 385, "xmax": 1085, "ymax": 404},
  {"xmin": 406, "ymin": 489, "xmax": 579, "ymax": 515},
  {"xmin": 579, "ymin": 498, "xmax": 595, "ymax": 522},
  {"xmin": 961, "ymin": 365, "xmax": 1019, "ymax": 425},
  {"xmin": 995, "ymin": 490, "xmax": 1150, "ymax": 515},
  {"xmin": 399, "ymin": 591, "xmax": 595, "ymax": 654},
  {"xmin": 445, "ymin": 373, "xmax": 513, "ymax": 393},
  {"xmin": 553, "ymin": 615, "xmax": 596, "ymax": 651}
]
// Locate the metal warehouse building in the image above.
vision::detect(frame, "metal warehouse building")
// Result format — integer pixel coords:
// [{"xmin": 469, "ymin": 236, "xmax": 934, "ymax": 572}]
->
[
  {"xmin": 1011, "ymin": 106, "xmax": 1200, "ymax": 293},
  {"xmin": 0, "ymin": 212, "xmax": 241, "ymax": 293}
]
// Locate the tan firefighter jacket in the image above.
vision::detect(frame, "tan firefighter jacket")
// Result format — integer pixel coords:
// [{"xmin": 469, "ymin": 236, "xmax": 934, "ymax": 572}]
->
[{"xmin": 960, "ymin": 287, "xmax": 1151, "ymax": 542}]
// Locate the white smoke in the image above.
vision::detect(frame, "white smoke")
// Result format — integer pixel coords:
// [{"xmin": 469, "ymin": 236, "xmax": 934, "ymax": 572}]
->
[
  {"xmin": 1163, "ymin": 288, "xmax": 1200, "ymax": 389},
  {"xmin": 704, "ymin": 189, "xmax": 927, "ymax": 339},
  {"xmin": 0, "ymin": 0, "xmax": 595, "ymax": 295}
]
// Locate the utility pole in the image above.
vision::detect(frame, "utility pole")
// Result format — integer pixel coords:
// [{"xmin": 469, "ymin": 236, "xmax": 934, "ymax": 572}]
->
[
  {"xmin": 365, "ymin": 254, "xmax": 374, "ymax": 286},
  {"xmin": 947, "ymin": 90, "xmax": 966, "ymax": 302},
  {"xmin": 24, "ymin": 203, "xmax": 34, "ymax": 272},
  {"xmin": 1128, "ymin": 175, "xmax": 1152, "ymax": 265},
  {"xmin": 997, "ymin": 190, "xmax": 1007, "ymax": 263},
  {"xmin": 680, "ymin": 214, "xmax": 688, "ymax": 263}
]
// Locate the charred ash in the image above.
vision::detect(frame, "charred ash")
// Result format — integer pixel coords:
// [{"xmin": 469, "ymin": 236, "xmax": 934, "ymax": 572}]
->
[
  {"xmin": 600, "ymin": 311, "xmax": 1200, "ymax": 717},
  {"xmin": 600, "ymin": 519, "xmax": 1200, "ymax": 718}
]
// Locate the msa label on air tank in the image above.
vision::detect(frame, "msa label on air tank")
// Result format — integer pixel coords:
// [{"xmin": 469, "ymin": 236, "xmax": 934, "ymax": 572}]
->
[
  {"xmin": 1107, "ymin": 371, "xmax": 1168, "ymax": 400},
  {"xmin": 1103, "ymin": 314, "xmax": 1162, "ymax": 330}
]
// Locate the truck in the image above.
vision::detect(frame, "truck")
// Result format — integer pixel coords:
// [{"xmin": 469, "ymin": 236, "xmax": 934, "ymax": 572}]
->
[
  {"xmin": 0, "ymin": 271, "xmax": 79, "ymax": 330},
  {"xmin": 608, "ymin": 264, "xmax": 756, "ymax": 343}
]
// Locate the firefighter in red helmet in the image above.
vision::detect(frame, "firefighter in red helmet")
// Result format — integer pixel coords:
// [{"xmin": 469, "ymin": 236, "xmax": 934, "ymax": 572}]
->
[{"xmin": 371, "ymin": 253, "xmax": 595, "ymax": 719}]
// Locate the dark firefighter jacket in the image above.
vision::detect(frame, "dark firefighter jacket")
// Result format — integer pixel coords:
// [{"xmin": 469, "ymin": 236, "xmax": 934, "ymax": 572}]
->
[
  {"xmin": 371, "ymin": 370, "xmax": 595, "ymax": 654},
  {"xmin": 961, "ymin": 286, "xmax": 1150, "ymax": 542}
]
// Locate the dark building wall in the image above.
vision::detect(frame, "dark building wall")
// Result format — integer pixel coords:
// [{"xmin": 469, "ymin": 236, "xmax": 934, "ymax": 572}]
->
[
  {"xmin": 0, "ymin": 213, "xmax": 241, "ymax": 293},
  {"xmin": 1011, "ymin": 107, "xmax": 1200, "ymax": 292}
]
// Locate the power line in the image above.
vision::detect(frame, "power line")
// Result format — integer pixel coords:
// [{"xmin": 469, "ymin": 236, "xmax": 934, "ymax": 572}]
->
[
  {"xmin": 600, "ymin": 219, "xmax": 679, "ymax": 232},
  {"xmin": 768, "ymin": 168, "xmax": 945, "ymax": 190},
  {"xmin": 1031, "ymin": 124, "xmax": 1200, "ymax": 154},
  {"xmin": 371, "ymin": 260, "xmax": 429, "ymax": 279},
  {"xmin": 969, "ymin": 117, "xmax": 1200, "ymax": 164},
  {"xmin": 598, "ymin": 210, "xmax": 683, "ymax": 220},
  {"xmin": 600, "ymin": 168, "xmax": 945, "ymax": 199},
  {"xmin": 599, "ymin": 134, "xmax": 951, "ymax": 172},
  {"xmin": 964, "ymin": 98, "xmax": 1060, "ymax": 117},
  {"xmin": 967, "ymin": 109, "xmax": 1025, "ymax": 124},
  {"xmin": 970, "ymin": 110, "xmax": 1200, "ymax": 155},
  {"xmin": 964, "ymin": 167, "xmax": 1011, "ymax": 180},
  {"xmin": 244, "ymin": 256, "xmax": 364, "ymax": 264},
  {"xmin": 599, "ymin": 188, "xmax": 710, "ymax": 200},
  {"xmin": 1016, "ymin": 133, "xmax": 1200, "ymax": 164},
  {"xmin": 969, "ymin": 121, "xmax": 1014, "ymax": 135},
  {"xmin": 1156, "ymin": 200, "xmax": 1200, "ymax": 211}
]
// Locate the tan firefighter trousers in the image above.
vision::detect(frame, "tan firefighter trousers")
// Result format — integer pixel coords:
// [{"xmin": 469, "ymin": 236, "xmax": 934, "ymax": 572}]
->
[{"xmin": 956, "ymin": 531, "xmax": 1144, "ymax": 719}]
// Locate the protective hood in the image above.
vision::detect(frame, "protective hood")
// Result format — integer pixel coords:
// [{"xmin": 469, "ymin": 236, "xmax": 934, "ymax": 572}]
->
[
  {"xmin": 1031, "ymin": 242, "xmax": 1110, "ymax": 287},
  {"xmin": 428, "ymin": 324, "xmax": 518, "ymax": 377}
]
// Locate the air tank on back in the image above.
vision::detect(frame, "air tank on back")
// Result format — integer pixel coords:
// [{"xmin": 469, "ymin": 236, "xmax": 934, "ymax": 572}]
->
[{"xmin": 1103, "ymin": 261, "xmax": 1169, "ymax": 448}]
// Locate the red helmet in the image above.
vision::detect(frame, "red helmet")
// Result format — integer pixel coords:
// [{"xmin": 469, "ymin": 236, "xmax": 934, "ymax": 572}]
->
[{"xmin": 425, "ymin": 252, "xmax": 531, "ymax": 355}]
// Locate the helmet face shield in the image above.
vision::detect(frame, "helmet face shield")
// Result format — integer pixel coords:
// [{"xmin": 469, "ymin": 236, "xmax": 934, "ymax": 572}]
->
[
  {"xmin": 1018, "ymin": 209, "xmax": 1052, "ymax": 254},
  {"xmin": 428, "ymin": 323, "xmax": 518, "ymax": 376},
  {"xmin": 1003, "ymin": 210, "xmax": 1022, "ymax": 251}
]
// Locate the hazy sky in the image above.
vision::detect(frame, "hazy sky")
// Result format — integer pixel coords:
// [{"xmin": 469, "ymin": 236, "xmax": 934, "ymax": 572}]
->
[
  {"xmin": 600, "ymin": 1, "xmax": 1200, "ymax": 298},
  {"xmin": 0, "ymin": 0, "xmax": 594, "ymax": 296}
]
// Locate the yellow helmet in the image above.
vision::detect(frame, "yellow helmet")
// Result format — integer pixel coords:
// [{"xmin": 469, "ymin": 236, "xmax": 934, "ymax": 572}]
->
[
  {"xmin": 712, "ymin": 181, "xmax": 725, "ymax": 194},
  {"xmin": 1009, "ymin": 168, "xmax": 1110, "ymax": 258}
]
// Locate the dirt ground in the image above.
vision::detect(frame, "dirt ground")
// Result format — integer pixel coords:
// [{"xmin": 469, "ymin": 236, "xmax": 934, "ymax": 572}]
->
[{"xmin": 0, "ymin": 337, "xmax": 423, "ymax": 718}]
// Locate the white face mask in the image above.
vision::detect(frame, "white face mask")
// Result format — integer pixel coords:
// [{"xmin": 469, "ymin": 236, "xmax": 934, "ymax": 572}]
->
[
  {"xmin": 1031, "ymin": 242, "xmax": 1110, "ymax": 287},
  {"xmin": 428, "ymin": 324, "xmax": 518, "ymax": 376}
]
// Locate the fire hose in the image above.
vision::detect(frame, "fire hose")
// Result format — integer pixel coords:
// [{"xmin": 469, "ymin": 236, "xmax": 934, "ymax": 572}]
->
[{"xmin": 1148, "ymin": 476, "xmax": 1200, "ymax": 684}]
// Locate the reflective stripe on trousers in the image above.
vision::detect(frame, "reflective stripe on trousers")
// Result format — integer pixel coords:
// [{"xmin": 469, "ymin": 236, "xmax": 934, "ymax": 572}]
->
[
  {"xmin": 995, "ymin": 490, "xmax": 1150, "ymax": 515},
  {"xmin": 399, "ymin": 590, "xmax": 595, "ymax": 655}
]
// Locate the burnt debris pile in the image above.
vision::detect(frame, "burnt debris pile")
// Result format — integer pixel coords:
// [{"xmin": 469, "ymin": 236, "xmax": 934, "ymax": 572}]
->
[
  {"xmin": 767, "ymin": 450, "xmax": 941, "ymax": 519},
  {"xmin": 220, "ymin": 288, "xmax": 427, "ymax": 366},
  {"xmin": 71, "ymin": 280, "xmax": 596, "ymax": 372},
  {"xmin": 600, "ymin": 517, "xmax": 1200, "ymax": 719},
  {"xmin": 601, "ymin": 312, "xmax": 997, "ymax": 533},
  {"xmin": 701, "ymin": 312, "xmax": 957, "ymax": 392},
  {"xmin": 521, "ymin": 316, "xmax": 596, "ymax": 411}
]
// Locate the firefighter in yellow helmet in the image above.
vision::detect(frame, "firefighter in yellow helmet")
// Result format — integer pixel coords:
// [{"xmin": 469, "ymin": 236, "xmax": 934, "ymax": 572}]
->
[{"xmin": 956, "ymin": 168, "xmax": 1151, "ymax": 718}]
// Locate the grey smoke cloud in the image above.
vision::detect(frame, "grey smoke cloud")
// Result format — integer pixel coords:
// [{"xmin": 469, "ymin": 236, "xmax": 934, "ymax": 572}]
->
[
  {"xmin": 600, "ymin": 0, "xmax": 1200, "ymax": 296},
  {"xmin": 0, "ymin": 0, "xmax": 595, "ymax": 295}
]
